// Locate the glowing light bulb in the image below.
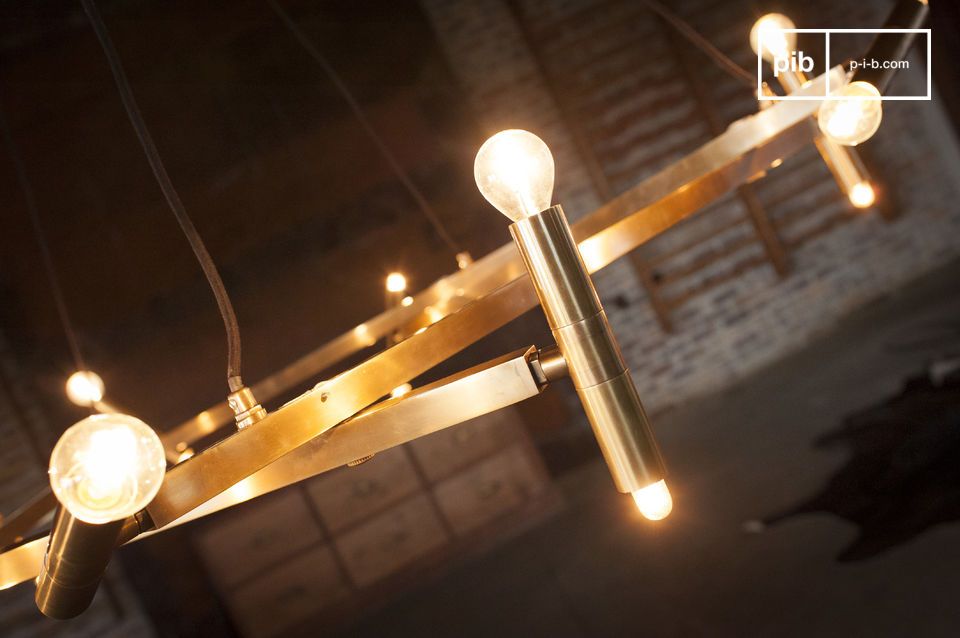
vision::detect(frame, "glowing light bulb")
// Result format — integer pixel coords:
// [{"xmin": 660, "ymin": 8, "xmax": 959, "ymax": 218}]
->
[
  {"xmin": 848, "ymin": 181, "xmax": 876, "ymax": 209},
  {"xmin": 386, "ymin": 273, "xmax": 407, "ymax": 293},
  {"xmin": 65, "ymin": 370, "xmax": 105, "ymax": 406},
  {"xmin": 818, "ymin": 81, "xmax": 883, "ymax": 146},
  {"xmin": 474, "ymin": 129, "xmax": 555, "ymax": 222},
  {"xmin": 632, "ymin": 479, "xmax": 673, "ymax": 521},
  {"xmin": 750, "ymin": 14, "xmax": 796, "ymax": 62},
  {"xmin": 401, "ymin": 295, "xmax": 414, "ymax": 307},
  {"xmin": 49, "ymin": 414, "xmax": 166, "ymax": 524}
]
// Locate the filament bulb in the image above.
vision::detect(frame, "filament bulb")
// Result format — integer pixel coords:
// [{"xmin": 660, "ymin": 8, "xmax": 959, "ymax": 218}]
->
[
  {"xmin": 385, "ymin": 272, "xmax": 407, "ymax": 293},
  {"xmin": 65, "ymin": 370, "xmax": 105, "ymax": 407},
  {"xmin": 474, "ymin": 129, "xmax": 555, "ymax": 222},
  {"xmin": 49, "ymin": 414, "xmax": 166, "ymax": 524},
  {"xmin": 750, "ymin": 14, "xmax": 796, "ymax": 62},
  {"xmin": 632, "ymin": 479, "xmax": 673, "ymax": 521},
  {"xmin": 848, "ymin": 181, "xmax": 876, "ymax": 209},
  {"xmin": 818, "ymin": 81, "xmax": 883, "ymax": 146}
]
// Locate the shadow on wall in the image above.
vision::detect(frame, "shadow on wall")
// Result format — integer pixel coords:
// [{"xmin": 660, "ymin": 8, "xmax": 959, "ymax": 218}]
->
[{"xmin": 763, "ymin": 339, "xmax": 960, "ymax": 562}]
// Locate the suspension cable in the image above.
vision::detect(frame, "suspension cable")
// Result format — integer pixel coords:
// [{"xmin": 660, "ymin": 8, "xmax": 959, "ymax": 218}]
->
[{"xmin": 81, "ymin": 0, "xmax": 245, "ymax": 392}]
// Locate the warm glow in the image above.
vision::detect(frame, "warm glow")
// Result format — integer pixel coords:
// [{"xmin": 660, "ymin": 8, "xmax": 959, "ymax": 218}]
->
[
  {"xmin": 390, "ymin": 383, "xmax": 412, "ymax": 398},
  {"xmin": 386, "ymin": 272, "xmax": 407, "ymax": 293},
  {"xmin": 849, "ymin": 181, "xmax": 876, "ymax": 208},
  {"xmin": 401, "ymin": 295, "xmax": 414, "ymax": 307},
  {"xmin": 456, "ymin": 251, "xmax": 473, "ymax": 269},
  {"xmin": 49, "ymin": 414, "xmax": 166, "ymax": 524},
  {"xmin": 750, "ymin": 14, "xmax": 796, "ymax": 62},
  {"xmin": 65, "ymin": 370, "xmax": 105, "ymax": 406},
  {"xmin": 353, "ymin": 323, "xmax": 376, "ymax": 347},
  {"xmin": 818, "ymin": 81, "xmax": 883, "ymax": 146},
  {"xmin": 632, "ymin": 480, "xmax": 673, "ymax": 521},
  {"xmin": 474, "ymin": 129, "xmax": 555, "ymax": 222}
]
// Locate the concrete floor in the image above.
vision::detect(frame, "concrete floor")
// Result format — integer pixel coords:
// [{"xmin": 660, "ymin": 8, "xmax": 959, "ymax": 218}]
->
[{"xmin": 336, "ymin": 259, "xmax": 960, "ymax": 638}]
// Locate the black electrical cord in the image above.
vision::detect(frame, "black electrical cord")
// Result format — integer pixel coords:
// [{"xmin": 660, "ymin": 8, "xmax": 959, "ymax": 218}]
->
[
  {"xmin": 80, "ymin": 0, "xmax": 244, "ymax": 392},
  {"xmin": 266, "ymin": 0, "xmax": 462, "ymax": 258},
  {"xmin": 0, "ymin": 103, "xmax": 88, "ymax": 375},
  {"xmin": 642, "ymin": 0, "xmax": 757, "ymax": 88}
]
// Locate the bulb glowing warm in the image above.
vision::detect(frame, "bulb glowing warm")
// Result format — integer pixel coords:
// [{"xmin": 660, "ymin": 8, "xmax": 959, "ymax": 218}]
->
[
  {"xmin": 750, "ymin": 14, "xmax": 796, "ymax": 62},
  {"xmin": 386, "ymin": 273, "xmax": 407, "ymax": 293},
  {"xmin": 632, "ymin": 479, "xmax": 673, "ymax": 521},
  {"xmin": 818, "ymin": 81, "xmax": 883, "ymax": 146},
  {"xmin": 49, "ymin": 414, "xmax": 166, "ymax": 524},
  {"xmin": 474, "ymin": 129, "xmax": 555, "ymax": 222},
  {"xmin": 848, "ymin": 182, "xmax": 876, "ymax": 208},
  {"xmin": 65, "ymin": 370, "xmax": 105, "ymax": 406}
]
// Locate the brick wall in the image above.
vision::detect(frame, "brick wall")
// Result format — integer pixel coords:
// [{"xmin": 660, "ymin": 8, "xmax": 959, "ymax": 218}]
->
[
  {"xmin": 0, "ymin": 331, "xmax": 155, "ymax": 637},
  {"xmin": 420, "ymin": 0, "xmax": 960, "ymax": 412}
]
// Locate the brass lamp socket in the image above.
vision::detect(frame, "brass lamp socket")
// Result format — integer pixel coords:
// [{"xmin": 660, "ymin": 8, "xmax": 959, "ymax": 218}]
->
[
  {"xmin": 35, "ymin": 508, "xmax": 122, "ymax": 619},
  {"xmin": 510, "ymin": 205, "xmax": 666, "ymax": 493},
  {"xmin": 228, "ymin": 387, "xmax": 267, "ymax": 430}
]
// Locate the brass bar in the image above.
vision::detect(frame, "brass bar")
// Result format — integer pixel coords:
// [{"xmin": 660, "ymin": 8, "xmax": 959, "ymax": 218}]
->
[
  {"xmin": 511, "ymin": 205, "xmax": 665, "ymax": 493},
  {"xmin": 34, "ymin": 509, "xmax": 122, "ymax": 619},
  {"xmin": 0, "ymin": 488, "xmax": 56, "ymax": 550},
  {"xmin": 160, "ymin": 71, "xmax": 840, "ymax": 454},
  {"xmin": 0, "ymin": 346, "xmax": 555, "ymax": 590}
]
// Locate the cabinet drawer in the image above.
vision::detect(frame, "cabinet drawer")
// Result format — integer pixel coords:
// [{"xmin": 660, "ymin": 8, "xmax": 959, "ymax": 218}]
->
[
  {"xmin": 306, "ymin": 446, "xmax": 422, "ymax": 533},
  {"xmin": 226, "ymin": 545, "xmax": 347, "ymax": 638},
  {"xmin": 408, "ymin": 408, "xmax": 522, "ymax": 482},
  {"xmin": 335, "ymin": 494, "xmax": 448, "ymax": 587},
  {"xmin": 196, "ymin": 490, "xmax": 323, "ymax": 589},
  {"xmin": 433, "ymin": 443, "xmax": 547, "ymax": 535}
]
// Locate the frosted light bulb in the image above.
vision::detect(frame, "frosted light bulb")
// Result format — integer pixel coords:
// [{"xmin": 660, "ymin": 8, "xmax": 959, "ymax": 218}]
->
[
  {"xmin": 632, "ymin": 479, "xmax": 673, "ymax": 521},
  {"xmin": 65, "ymin": 370, "xmax": 105, "ymax": 406},
  {"xmin": 818, "ymin": 81, "xmax": 883, "ymax": 146},
  {"xmin": 385, "ymin": 272, "xmax": 407, "ymax": 293},
  {"xmin": 474, "ymin": 129, "xmax": 555, "ymax": 222},
  {"xmin": 848, "ymin": 182, "xmax": 876, "ymax": 209},
  {"xmin": 49, "ymin": 414, "xmax": 166, "ymax": 524},
  {"xmin": 750, "ymin": 14, "xmax": 796, "ymax": 62}
]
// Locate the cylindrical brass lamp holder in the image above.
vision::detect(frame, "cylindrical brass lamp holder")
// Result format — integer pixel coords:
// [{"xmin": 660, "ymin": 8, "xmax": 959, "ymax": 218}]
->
[
  {"xmin": 35, "ymin": 508, "xmax": 122, "ymax": 619},
  {"xmin": 510, "ymin": 205, "xmax": 665, "ymax": 493}
]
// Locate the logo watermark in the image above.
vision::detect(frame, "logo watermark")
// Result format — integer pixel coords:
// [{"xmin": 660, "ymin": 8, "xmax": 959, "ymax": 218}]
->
[{"xmin": 757, "ymin": 28, "xmax": 931, "ymax": 101}]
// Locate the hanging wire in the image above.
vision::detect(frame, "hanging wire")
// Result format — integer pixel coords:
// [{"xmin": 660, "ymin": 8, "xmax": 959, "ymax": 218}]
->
[
  {"xmin": 642, "ymin": 0, "xmax": 757, "ymax": 88},
  {"xmin": 0, "ymin": 103, "xmax": 88, "ymax": 375},
  {"xmin": 80, "ymin": 0, "xmax": 245, "ymax": 392},
  {"xmin": 265, "ymin": 0, "xmax": 462, "ymax": 257}
]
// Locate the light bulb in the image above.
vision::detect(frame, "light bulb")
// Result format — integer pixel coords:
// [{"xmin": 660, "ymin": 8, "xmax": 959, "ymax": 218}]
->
[
  {"xmin": 474, "ymin": 129, "xmax": 555, "ymax": 222},
  {"xmin": 750, "ymin": 14, "xmax": 796, "ymax": 62},
  {"xmin": 65, "ymin": 370, "xmax": 105, "ymax": 406},
  {"xmin": 818, "ymin": 81, "xmax": 883, "ymax": 146},
  {"xmin": 632, "ymin": 479, "xmax": 673, "ymax": 521},
  {"xmin": 848, "ymin": 182, "xmax": 876, "ymax": 209},
  {"xmin": 49, "ymin": 414, "xmax": 166, "ymax": 524},
  {"xmin": 386, "ymin": 272, "xmax": 407, "ymax": 293}
]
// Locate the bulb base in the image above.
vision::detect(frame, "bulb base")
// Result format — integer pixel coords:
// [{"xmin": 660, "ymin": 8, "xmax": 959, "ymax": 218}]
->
[
  {"xmin": 510, "ymin": 205, "xmax": 666, "ymax": 492},
  {"xmin": 35, "ymin": 508, "xmax": 122, "ymax": 619}
]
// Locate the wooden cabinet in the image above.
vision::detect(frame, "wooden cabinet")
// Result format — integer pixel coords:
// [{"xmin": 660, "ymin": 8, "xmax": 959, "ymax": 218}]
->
[
  {"xmin": 334, "ymin": 494, "xmax": 449, "ymax": 587},
  {"xmin": 433, "ymin": 443, "xmax": 548, "ymax": 535},
  {"xmin": 226, "ymin": 545, "xmax": 348, "ymax": 638},
  {"xmin": 196, "ymin": 406, "xmax": 561, "ymax": 636},
  {"xmin": 305, "ymin": 446, "xmax": 422, "ymax": 533},
  {"xmin": 196, "ymin": 490, "xmax": 324, "ymax": 589}
]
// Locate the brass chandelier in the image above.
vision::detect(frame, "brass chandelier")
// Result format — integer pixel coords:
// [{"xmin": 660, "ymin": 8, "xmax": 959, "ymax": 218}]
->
[{"xmin": 0, "ymin": 0, "xmax": 929, "ymax": 621}]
